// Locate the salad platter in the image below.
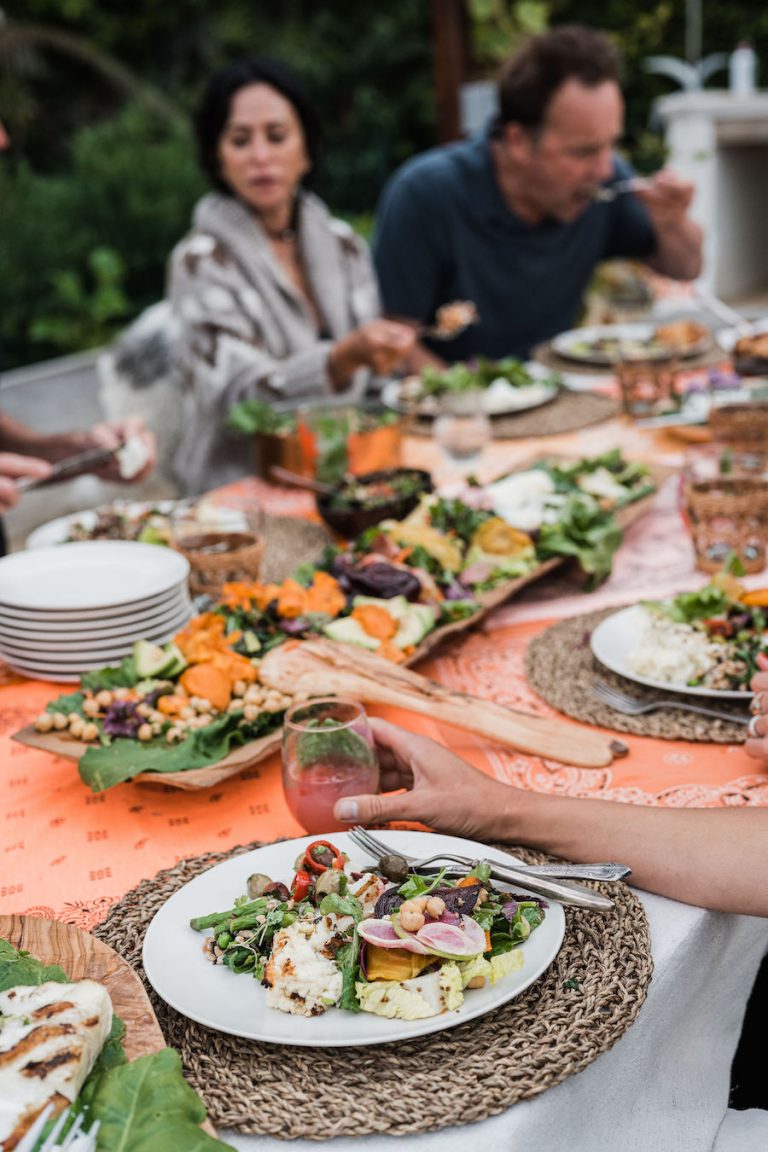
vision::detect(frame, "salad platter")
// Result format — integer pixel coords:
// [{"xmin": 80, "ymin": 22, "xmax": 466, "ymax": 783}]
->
[
  {"xmin": 0, "ymin": 916, "xmax": 223, "ymax": 1149},
  {"xmin": 142, "ymin": 831, "xmax": 566, "ymax": 1048},
  {"xmin": 25, "ymin": 499, "xmax": 248, "ymax": 551},
  {"xmin": 13, "ymin": 451, "xmax": 663, "ymax": 791},
  {"xmin": 551, "ymin": 320, "xmax": 712, "ymax": 366},
  {"xmin": 591, "ymin": 575, "xmax": 767, "ymax": 698},
  {"xmin": 382, "ymin": 359, "xmax": 560, "ymax": 417}
]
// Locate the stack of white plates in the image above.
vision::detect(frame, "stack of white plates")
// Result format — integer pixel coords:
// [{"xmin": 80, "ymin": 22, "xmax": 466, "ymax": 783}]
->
[{"xmin": 0, "ymin": 541, "xmax": 192, "ymax": 682}]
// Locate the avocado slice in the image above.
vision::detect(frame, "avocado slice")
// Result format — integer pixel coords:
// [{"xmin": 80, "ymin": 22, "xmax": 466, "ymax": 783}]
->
[{"xmin": 323, "ymin": 616, "xmax": 381, "ymax": 651}]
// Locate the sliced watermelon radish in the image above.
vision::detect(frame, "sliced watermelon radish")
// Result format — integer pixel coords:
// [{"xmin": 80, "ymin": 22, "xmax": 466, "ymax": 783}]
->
[
  {"xmin": 416, "ymin": 914, "xmax": 486, "ymax": 958},
  {"xmin": 357, "ymin": 918, "xmax": 430, "ymax": 954}
]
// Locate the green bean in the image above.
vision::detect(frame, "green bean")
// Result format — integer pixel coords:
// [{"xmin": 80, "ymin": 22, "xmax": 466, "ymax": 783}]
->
[{"xmin": 190, "ymin": 897, "xmax": 267, "ymax": 931}]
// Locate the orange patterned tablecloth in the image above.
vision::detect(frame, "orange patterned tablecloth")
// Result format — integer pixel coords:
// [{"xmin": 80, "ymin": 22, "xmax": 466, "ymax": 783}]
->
[{"xmin": 2, "ymin": 417, "xmax": 767, "ymax": 930}]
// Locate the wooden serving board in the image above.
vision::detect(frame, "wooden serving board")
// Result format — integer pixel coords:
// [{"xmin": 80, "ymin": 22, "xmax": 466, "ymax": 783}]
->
[{"xmin": 0, "ymin": 914, "xmax": 164, "ymax": 1061}]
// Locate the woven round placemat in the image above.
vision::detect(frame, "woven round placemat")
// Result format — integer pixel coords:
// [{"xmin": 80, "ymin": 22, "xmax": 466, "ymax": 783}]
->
[
  {"xmin": 409, "ymin": 389, "xmax": 618, "ymax": 440},
  {"xmin": 532, "ymin": 340, "xmax": 726, "ymax": 377},
  {"xmin": 526, "ymin": 606, "xmax": 750, "ymax": 743},
  {"xmin": 261, "ymin": 514, "xmax": 329, "ymax": 583},
  {"xmin": 93, "ymin": 840, "xmax": 652, "ymax": 1141}
]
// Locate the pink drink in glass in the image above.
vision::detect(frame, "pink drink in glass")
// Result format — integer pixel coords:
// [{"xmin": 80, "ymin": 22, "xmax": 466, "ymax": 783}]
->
[{"xmin": 282, "ymin": 698, "xmax": 378, "ymax": 834}]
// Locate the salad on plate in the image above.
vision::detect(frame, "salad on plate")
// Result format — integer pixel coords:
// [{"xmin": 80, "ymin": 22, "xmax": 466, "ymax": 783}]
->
[{"xmin": 189, "ymin": 838, "xmax": 547, "ymax": 1024}]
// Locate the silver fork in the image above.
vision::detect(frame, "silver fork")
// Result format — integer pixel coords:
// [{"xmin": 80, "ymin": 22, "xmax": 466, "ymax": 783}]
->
[
  {"xmin": 593, "ymin": 679, "xmax": 750, "ymax": 724},
  {"xmin": 349, "ymin": 826, "xmax": 628, "ymax": 882},
  {"xmin": 15, "ymin": 1105, "xmax": 100, "ymax": 1152},
  {"xmin": 347, "ymin": 827, "xmax": 618, "ymax": 911}
]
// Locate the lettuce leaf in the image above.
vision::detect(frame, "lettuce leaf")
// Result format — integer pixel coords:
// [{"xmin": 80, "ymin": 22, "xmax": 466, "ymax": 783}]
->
[
  {"xmin": 537, "ymin": 494, "xmax": 623, "ymax": 587},
  {"xmin": 78, "ymin": 709, "xmax": 281, "ymax": 792}
]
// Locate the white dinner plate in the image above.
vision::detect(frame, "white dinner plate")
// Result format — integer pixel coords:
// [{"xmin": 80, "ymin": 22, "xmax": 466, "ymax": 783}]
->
[
  {"xmin": 551, "ymin": 322, "xmax": 712, "ymax": 365},
  {"xmin": 1, "ymin": 619, "xmax": 189, "ymax": 681},
  {"xmin": 590, "ymin": 604, "xmax": 752, "ymax": 700},
  {"xmin": 0, "ymin": 608, "xmax": 191, "ymax": 658},
  {"xmin": 143, "ymin": 830, "xmax": 566, "ymax": 1048},
  {"xmin": 0, "ymin": 542, "xmax": 190, "ymax": 612},
  {"xmin": 0, "ymin": 590, "xmax": 191, "ymax": 637},
  {"xmin": 0, "ymin": 541, "xmax": 189, "ymax": 613},
  {"xmin": 715, "ymin": 318, "xmax": 768, "ymax": 356},
  {"xmin": 26, "ymin": 500, "xmax": 249, "ymax": 550},
  {"xmin": 382, "ymin": 363, "xmax": 559, "ymax": 417}
]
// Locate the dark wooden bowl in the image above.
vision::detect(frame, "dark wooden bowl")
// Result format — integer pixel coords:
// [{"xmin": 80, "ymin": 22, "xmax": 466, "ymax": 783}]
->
[{"xmin": 315, "ymin": 468, "xmax": 433, "ymax": 538}]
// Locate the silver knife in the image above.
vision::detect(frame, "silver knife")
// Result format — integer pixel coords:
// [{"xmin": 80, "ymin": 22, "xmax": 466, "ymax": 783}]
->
[{"xmin": 15, "ymin": 445, "xmax": 120, "ymax": 493}]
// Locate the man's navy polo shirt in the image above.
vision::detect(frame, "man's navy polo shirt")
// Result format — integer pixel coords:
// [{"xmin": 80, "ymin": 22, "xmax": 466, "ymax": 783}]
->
[{"xmin": 373, "ymin": 132, "xmax": 657, "ymax": 362}]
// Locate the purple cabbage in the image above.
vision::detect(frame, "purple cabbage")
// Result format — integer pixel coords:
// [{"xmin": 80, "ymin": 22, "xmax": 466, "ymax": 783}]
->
[
  {"xmin": 345, "ymin": 563, "xmax": 421, "ymax": 602},
  {"xmin": 102, "ymin": 699, "xmax": 143, "ymax": 739},
  {"xmin": 444, "ymin": 581, "xmax": 471, "ymax": 600}
]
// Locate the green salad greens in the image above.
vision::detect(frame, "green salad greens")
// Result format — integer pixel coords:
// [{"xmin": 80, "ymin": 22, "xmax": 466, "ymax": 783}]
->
[{"xmin": 420, "ymin": 357, "xmax": 560, "ymax": 396}]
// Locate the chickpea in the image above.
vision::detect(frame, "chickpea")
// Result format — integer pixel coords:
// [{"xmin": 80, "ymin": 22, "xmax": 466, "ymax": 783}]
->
[
  {"xmin": 232, "ymin": 680, "xmax": 247, "ymax": 698},
  {"xmin": 137, "ymin": 723, "xmax": 153, "ymax": 742},
  {"xmin": 136, "ymin": 702, "xmax": 152, "ymax": 719},
  {"xmin": 425, "ymin": 896, "xmax": 446, "ymax": 919},
  {"xmin": 151, "ymin": 721, "xmax": 163, "ymax": 736},
  {"xmin": 148, "ymin": 710, "xmax": 165, "ymax": 725},
  {"xmin": 227, "ymin": 699, "xmax": 244, "ymax": 713},
  {"xmin": 476, "ymin": 888, "xmax": 489, "ymax": 906},
  {"xmin": 398, "ymin": 900, "xmax": 426, "ymax": 932},
  {"xmin": 243, "ymin": 704, "xmax": 261, "ymax": 723},
  {"xmin": 52, "ymin": 712, "xmax": 69, "ymax": 731},
  {"xmin": 34, "ymin": 712, "xmax": 54, "ymax": 733},
  {"xmin": 94, "ymin": 690, "xmax": 113, "ymax": 709},
  {"xmin": 244, "ymin": 685, "xmax": 263, "ymax": 705},
  {"xmin": 467, "ymin": 975, "xmax": 486, "ymax": 990},
  {"xmin": 69, "ymin": 717, "xmax": 85, "ymax": 739},
  {"xmin": 194, "ymin": 697, "xmax": 212, "ymax": 714},
  {"xmin": 166, "ymin": 727, "xmax": 185, "ymax": 745},
  {"xmin": 81, "ymin": 722, "xmax": 100, "ymax": 743},
  {"xmin": 195, "ymin": 713, "xmax": 213, "ymax": 728},
  {"xmin": 82, "ymin": 697, "xmax": 100, "ymax": 718},
  {"xmin": 180, "ymin": 707, "xmax": 196, "ymax": 721},
  {"xmin": 112, "ymin": 687, "xmax": 129, "ymax": 701},
  {"xmin": 412, "ymin": 896, "xmax": 429, "ymax": 912}
]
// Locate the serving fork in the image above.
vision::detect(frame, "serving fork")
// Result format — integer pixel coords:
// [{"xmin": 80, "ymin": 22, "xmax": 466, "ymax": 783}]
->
[
  {"xmin": 592, "ymin": 679, "xmax": 750, "ymax": 725},
  {"xmin": 347, "ymin": 827, "xmax": 619, "ymax": 911},
  {"xmin": 15, "ymin": 1105, "xmax": 100, "ymax": 1152}
]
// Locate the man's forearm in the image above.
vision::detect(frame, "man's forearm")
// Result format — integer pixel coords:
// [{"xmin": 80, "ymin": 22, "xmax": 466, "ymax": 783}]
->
[
  {"xmin": 499, "ymin": 787, "xmax": 768, "ymax": 916},
  {"xmin": 0, "ymin": 413, "xmax": 89, "ymax": 462},
  {"xmin": 647, "ymin": 218, "xmax": 703, "ymax": 281}
]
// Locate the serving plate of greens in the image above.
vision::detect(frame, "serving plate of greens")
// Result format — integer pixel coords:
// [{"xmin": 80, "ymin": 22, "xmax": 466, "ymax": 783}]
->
[
  {"xmin": 382, "ymin": 359, "xmax": 560, "ymax": 417},
  {"xmin": 0, "ymin": 915, "xmax": 225, "ymax": 1150},
  {"xmin": 142, "ymin": 830, "xmax": 566, "ymax": 1048}
]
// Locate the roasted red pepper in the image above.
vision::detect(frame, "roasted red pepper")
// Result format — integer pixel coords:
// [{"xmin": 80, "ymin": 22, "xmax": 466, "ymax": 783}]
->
[
  {"xmin": 290, "ymin": 869, "xmax": 312, "ymax": 902},
  {"xmin": 303, "ymin": 839, "xmax": 343, "ymax": 874}
]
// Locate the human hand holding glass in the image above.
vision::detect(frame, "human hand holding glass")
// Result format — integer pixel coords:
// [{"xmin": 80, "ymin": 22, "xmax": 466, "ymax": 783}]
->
[{"xmin": 282, "ymin": 697, "xmax": 379, "ymax": 833}]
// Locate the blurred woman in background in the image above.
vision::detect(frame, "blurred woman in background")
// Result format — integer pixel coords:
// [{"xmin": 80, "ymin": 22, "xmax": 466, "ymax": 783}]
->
[{"xmin": 168, "ymin": 57, "xmax": 414, "ymax": 494}]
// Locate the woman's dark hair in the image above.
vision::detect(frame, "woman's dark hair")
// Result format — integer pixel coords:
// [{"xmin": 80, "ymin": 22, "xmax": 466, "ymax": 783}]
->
[
  {"xmin": 195, "ymin": 56, "xmax": 322, "ymax": 193},
  {"xmin": 497, "ymin": 25, "xmax": 621, "ymax": 134}
]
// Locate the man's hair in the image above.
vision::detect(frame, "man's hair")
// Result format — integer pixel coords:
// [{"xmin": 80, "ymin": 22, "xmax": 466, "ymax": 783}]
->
[{"xmin": 497, "ymin": 25, "xmax": 621, "ymax": 132}]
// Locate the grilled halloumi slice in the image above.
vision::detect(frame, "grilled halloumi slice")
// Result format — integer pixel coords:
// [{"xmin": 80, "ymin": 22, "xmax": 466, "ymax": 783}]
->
[{"xmin": 0, "ymin": 979, "xmax": 113, "ymax": 1150}]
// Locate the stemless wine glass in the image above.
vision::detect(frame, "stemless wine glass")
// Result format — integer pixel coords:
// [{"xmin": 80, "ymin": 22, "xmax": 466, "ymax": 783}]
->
[
  {"xmin": 281, "ymin": 698, "xmax": 379, "ymax": 834},
  {"xmin": 432, "ymin": 390, "xmax": 491, "ymax": 475}
]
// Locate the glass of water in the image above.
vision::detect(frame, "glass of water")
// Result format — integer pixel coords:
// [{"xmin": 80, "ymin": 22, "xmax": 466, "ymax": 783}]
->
[{"xmin": 432, "ymin": 391, "xmax": 491, "ymax": 473}]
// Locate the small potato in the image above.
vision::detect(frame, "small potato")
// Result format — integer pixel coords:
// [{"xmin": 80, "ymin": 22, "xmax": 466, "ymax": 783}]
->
[{"xmin": 467, "ymin": 975, "xmax": 486, "ymax": 990}]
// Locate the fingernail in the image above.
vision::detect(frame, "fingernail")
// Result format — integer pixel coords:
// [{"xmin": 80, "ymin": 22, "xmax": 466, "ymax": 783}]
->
[{"xmin": 334, "ymin": 798, "xmax": 358, "ymax": 821}]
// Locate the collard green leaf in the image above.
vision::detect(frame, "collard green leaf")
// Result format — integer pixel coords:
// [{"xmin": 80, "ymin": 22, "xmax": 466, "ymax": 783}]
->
[
  {"xmin": 81, "ymin": 656, "xmax": 139, "ymax": 693},
  {"xmin": 86, "ymin": 1047, "xmax": 234, "ymax": 1151}
]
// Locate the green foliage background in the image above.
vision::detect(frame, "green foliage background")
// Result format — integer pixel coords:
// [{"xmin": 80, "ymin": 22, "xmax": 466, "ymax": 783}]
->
[{"xmin": 2, "ymin": 0, "xmax": 767, "ymax": 368}]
